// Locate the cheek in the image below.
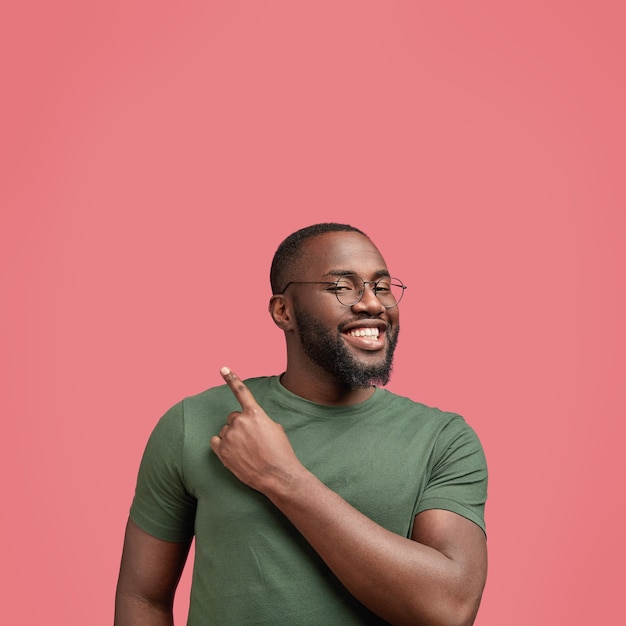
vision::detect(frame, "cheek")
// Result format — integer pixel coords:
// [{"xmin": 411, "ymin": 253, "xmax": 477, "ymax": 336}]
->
[{"xmin": 296, "ymin": 297, "xmax": 345, "ymax": 323}]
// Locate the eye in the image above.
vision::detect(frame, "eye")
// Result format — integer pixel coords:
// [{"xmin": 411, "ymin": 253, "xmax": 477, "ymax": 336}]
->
[
  {"xmin": 374, "ymin": 280, "xmax": 391, "ymax": 293},
  {"xmin": 334, "ymin": 278, "xmax": 357, "ymax": 292}
]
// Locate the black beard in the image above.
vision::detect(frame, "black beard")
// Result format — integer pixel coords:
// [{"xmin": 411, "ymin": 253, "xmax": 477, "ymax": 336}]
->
[{"xmin": 293, "ymin": 306, "xmax": 399, "ymax": 389}]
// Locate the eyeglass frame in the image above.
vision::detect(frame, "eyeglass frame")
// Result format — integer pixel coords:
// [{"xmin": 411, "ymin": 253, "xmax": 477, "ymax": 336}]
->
[{"xmin": 277, "ymin": 274, "xmax": 407, "ymax": 309}]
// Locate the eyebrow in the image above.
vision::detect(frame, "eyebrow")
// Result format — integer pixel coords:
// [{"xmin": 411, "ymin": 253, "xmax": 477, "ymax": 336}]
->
[{"xmin": 322, "ymin": 269, "xmax": 391, "ymax": 279}]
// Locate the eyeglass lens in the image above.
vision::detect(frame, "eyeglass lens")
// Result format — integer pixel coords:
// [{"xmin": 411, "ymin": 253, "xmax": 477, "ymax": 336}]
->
[{"xmin": 335, "ymin": 275, "xmax": 404, "ymax": 307}]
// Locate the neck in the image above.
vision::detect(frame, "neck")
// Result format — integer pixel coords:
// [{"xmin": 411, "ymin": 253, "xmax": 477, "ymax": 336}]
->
[{"xmin": 279, "ymin": 366, "xmax": 376, "ymax": 406}]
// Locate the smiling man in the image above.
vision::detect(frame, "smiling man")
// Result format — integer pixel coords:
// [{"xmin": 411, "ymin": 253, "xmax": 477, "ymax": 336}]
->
[{"xmin": 115, "ymin": 223, "xmax": 488, "ymax": 626}]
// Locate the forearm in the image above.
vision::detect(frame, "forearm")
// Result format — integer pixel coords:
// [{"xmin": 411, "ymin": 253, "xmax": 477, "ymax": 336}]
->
[{"xmin": 265, "ymin": 469, "xmax": 482, "ymax": 626}]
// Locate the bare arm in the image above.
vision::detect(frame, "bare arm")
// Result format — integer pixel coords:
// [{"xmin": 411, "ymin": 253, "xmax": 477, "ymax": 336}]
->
[
  {"xmin": 115, "ymin": 517, "xmax": 192, "ymax": 626},
  {"xmin": 211, "ymin": 368, "xmax": 487, "ymax": 626}
]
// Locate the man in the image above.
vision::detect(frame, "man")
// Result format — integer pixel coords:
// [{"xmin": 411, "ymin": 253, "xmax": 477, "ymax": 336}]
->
[{"xmin": 115, "ymin": 223, "xmax": 488, "ymax": 625}]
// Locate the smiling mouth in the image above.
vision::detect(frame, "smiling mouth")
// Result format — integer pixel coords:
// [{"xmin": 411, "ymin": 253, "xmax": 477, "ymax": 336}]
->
[
  {"xmin": 345, "ymin": 327, "xmax": 380, "ymax": 339},
  {"xmin": 342, "ymin": 326, "xmax": 386, "ymax": 352}
]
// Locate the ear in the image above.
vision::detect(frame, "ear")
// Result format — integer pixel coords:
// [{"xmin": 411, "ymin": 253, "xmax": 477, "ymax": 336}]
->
[{"xmin": 268, "ymin": 295, "xmax": 293, "ymax": 330}]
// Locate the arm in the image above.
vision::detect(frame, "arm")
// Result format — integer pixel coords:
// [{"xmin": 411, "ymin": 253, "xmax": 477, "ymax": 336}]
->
[
  {"xmin": 269, "ymin": 476, "xmax": 486, "ymax": 626},
  {"xmin": 211, "ymin": 368, "xmax": 487, "ymax": 626},
  {"xmin": 115, "ymin": 517, "xmax": 192, "ymax": 626}
]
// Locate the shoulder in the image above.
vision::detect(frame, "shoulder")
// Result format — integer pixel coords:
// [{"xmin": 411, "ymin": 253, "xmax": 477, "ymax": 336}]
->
[
  {"xmin": 377, "ymin": 388, "xmax": 469, "ymax": 429},
  {"xmin": 181, "ymin": 375, "xmax": 274, "ymax": 411},
  {"xmin": 159, "ymin": 376, "xmax": 275, "ymax": 433},
  {"xmin": 377, "ymin": 388, "xmax": 485, "ymax": 462}
]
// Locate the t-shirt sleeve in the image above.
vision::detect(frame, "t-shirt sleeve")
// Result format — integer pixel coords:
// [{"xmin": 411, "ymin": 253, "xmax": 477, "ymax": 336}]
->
[
  {"xmin": 129, "ymin": 402, "xmax": 197, "ymax": 542},
  {"xmin": 416, "ymin": 415, "xmax": 488, "ymax": 533}
]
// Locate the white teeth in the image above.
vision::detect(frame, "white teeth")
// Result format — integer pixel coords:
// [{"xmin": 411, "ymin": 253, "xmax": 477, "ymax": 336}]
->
[{"xmin": 348, "ymin": 328, "xmax": 380, "ymax": 338}]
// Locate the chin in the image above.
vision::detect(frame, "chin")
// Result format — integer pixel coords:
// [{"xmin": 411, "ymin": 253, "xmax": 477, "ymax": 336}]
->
[{"xmin": 293, "ymin": 306, "xmax": 399, "ymax": 389}]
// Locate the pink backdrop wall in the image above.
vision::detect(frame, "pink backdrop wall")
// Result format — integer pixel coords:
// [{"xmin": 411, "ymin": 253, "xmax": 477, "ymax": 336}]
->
[{"xmin": 2, "ymin": 2, "xmax": 624, "ymax": 624}]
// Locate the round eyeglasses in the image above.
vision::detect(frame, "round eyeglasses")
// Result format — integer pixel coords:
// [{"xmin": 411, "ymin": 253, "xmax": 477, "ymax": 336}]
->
[{"xmin": 279, "ymin": 274, "xmax": 407, "ymax": 309}]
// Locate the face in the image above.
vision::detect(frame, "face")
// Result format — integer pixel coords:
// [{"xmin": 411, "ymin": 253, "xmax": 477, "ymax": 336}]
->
[{"xmin": 289, "ymin": 232, "xmax": 401, "ymax": 389}]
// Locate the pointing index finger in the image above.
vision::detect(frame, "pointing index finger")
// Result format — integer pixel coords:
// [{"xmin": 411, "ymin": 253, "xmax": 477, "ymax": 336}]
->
[{"xmin": 220, "ymin": 366, "xmax": 257, "ymax": 409}]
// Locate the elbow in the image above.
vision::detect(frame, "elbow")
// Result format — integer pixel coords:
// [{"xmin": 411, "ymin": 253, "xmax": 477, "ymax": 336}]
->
[
  {"xmin": 431, "ymin": 591, "xmax": 484, "ymax": 626},
  {"xmin": 442, "ymin": 602, "xmax": 482, "ymax": 626},
  {"xmin": 399, "ymin": 589, "xmax": 483, "ymax": 626},
  {"xmin": 428, "ymin": 564, "xmax": 486, "ymax": 626}
]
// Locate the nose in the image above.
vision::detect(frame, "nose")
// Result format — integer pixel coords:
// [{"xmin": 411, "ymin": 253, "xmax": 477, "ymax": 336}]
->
[{"xmin": 351, "ymin": 282, "xmax": 386, "ymax": 315}]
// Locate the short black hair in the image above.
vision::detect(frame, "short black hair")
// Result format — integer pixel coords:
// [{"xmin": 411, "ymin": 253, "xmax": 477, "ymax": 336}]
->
[{"xmin": 270, "ymin": 223, "xmax": 368, "ymax": 294}]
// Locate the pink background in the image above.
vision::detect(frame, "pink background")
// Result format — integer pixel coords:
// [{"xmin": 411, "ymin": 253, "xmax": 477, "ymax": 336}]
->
[{"xmin": 2, "ymin": 2, "xmax": 624, "ymax": 624}]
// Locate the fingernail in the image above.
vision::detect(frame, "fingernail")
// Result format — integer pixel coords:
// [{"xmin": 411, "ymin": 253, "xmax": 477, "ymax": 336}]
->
[{"xmin": 220, "ymin": 366, "xmax": 231, "ymax": 376}]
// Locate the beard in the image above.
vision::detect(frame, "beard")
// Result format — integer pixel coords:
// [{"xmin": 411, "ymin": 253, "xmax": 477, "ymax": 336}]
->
[{"xmin": 292, "ymin": 306, "xmax": 400, "ymax": 389}]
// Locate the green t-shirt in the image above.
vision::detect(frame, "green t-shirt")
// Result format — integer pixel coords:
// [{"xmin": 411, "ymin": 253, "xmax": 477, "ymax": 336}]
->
[{"xmin": 130, "ymin": 376, "xmax": 487, "ymax": 625}]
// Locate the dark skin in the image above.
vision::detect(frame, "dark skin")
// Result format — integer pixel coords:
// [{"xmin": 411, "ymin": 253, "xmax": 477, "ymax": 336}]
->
[
  {"xmin": 115, "ymin": 519, "xmax": 191, "ymax": 625},
  {"xmin": 115, "ymin": 232, "xmax": 487, "ymax": 626}
]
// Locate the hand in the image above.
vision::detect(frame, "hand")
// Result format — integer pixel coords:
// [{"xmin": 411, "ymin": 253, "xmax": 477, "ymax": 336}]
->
[{"xmin": 210, "ymin": 367, "xmax": 304, "ymax": 494}]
